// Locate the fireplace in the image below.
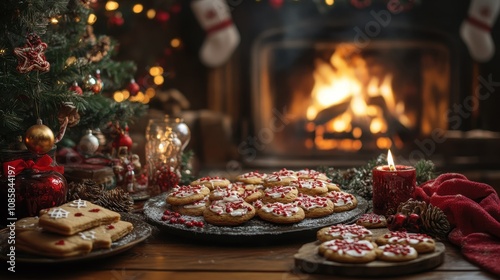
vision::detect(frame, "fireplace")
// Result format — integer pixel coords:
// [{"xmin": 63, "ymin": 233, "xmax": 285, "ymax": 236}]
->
[
  {"xmin": 253, "ymin": 33, "xmax": 450, "ymax": 160},
  {"xmin": 206, "ymin": 1, "xmax": 500, "ymax": 171}
]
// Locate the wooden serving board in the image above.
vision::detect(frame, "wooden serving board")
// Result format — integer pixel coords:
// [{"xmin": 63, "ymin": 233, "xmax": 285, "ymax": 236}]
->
[{"xmin": 294, "ymin": 229, "xmax": 445, "ymax": 277}]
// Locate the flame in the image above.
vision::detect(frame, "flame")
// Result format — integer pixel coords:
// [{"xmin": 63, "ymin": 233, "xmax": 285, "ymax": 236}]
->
[
  {"xmin": 387, "ymin": 149, "xmax": 396, "ymax": 171},
  {"xmin": 305, "ymin": 44, "xmax": 411, "ymax": 151}
]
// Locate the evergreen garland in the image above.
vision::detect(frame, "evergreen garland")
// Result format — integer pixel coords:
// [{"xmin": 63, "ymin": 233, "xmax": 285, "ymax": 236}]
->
[{"xmin": 318, "ymin": 154, "xmax": 437, "ymax": 212}]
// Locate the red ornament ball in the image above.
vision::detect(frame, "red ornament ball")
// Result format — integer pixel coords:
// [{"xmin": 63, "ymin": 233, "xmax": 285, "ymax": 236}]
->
[
  {"xmin": 113, "ymin": 132, "xmax": 133, "ymax": 151},
  {"xmin": 70, "ymin": 81, "xmax": 83, "ymax": 95},
  {"xmin": 127, "ymin": 79, "xmax": 140, "ymax": 96}
]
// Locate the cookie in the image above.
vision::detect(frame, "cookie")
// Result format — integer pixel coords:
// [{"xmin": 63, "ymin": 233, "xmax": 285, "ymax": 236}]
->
[
  {"xmin": 296, "ymin": 169, "xmax": 329, "ymax": 181},
  {"xmin": 290, "ymin": 179, "xmax": 328, "ymax": 196},
  {"xmin": 190, "ymin": 176, "xmax": 230, "ymax": 190},
  {"xmin": 356, "ymin": 213, "xmax": 387, "ymax": 229},
  {"xmin": 171, "ymin": 196, "xmax": 209, "ymax": 216},
  {"xmin": 203, "ymin": 197, "xmax": 255, "ymax": 226},
  {"xmin": 262, "ymin": 185, "xmax": 298, "ymax": 203},
  {"xmin": 295, "ymin": 194, "xmax": 334, "ymax": 218},
  {"xmin": 318, "ymin": 239, "xmax": 378, "ymax": 264},
  {"xmin": 166, "ymin": 185, "xmax": 210, "ymax": 206},
  {"xmin": 209, "ymin": 185, "xmax": 244, "ymax": 201},
  {"xmin": 15, "ymin": 216, "xmax": 42, "ymax": 233},
  {"xmin": 320, "ymin": 180, "xmax": 341, "ymax": 192},
  {"xmin": 323, "ymin": 191, "xmax": 358, "ymax": 212},
  {"xmin": 317, "ymin": 224, "xmax": 373, "ymax": 242},
  {"xmin": 263, "ymin": 168, "xmax": 298, "ymax": 187},
  {"xmin": 256, "ymin": 201, "xmax": 305, "ymax": 224},
  {"xmin": 235, "ymin": 171, "xmax": 267, "ymax": 184},
  {"xmin": 38, "ymin": 199, "xmax": 121, "ymax": 236},
  {"xmin": 376, "ymin": 244, "xmax": 418, "ymax": 262},
  {"xmin": 240, "ymin": 187, "xmax": 264, "ymax": 203},
  {"xmin": 375, "ymin": 231, "xmax": 436, "ymax": 254},
  {"xmin": 16, "ymin": 220, "xmax": 133, "ymax": 258}
]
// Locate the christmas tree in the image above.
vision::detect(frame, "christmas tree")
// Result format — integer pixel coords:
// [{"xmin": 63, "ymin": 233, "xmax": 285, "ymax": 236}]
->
[{"xmin": 0, "ymin": 0, "xmax": 146, "ymax": 151}]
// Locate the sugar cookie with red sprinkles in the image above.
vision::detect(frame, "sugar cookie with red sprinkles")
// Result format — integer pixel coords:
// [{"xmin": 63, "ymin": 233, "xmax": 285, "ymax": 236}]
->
[
  {"xmin": 235, "ymin": 171, "xmax": 267, "ymax": 184},
  {"xmin": 171, "ymin": 196, "xmax": 209, "ymax": 216},
  {"xmin": 323, "ymin": 191, "xmax": 358, "ymax": 212},
  {"xmin": 318, "ymin": 239, "xmax": 378, "ymax": 264},
  {"xmin": 316, "ymin": 224, "xmax": 373, "ymax": 242},
  {"xmin": 203, "ymin": 197, "xmax": 256, "ymax": 226},
  {"xmin": 166, "ymin": 185, "xmax": 210, "ymax": 206},
  {"xmin": 296, "ymin": 168, "xmax": 329, "ymax": 181},
  {"xmin": 290, "ymin": 179, "xmax": 328, "ymax": 196},
  {"xmin": 356, "ymin": 213, "xmax": 387, "ymax": 229},
  {"xmin": 256, "ymin": 201, "xmax": 305, "ymax": 224},
  {"xmin": 262, "ymin": 185, "xmax": 298, "ymax": 204},
  {"xmin": 376, "ymin": 231, "xmax": 436, "ymax": 253},
  {"xmin": 263, "ymin": 168, "xmax": 298, "ymax": 187},
  {"xmin": 376, "ymin": 244, "xmax": 418, "ymax": 262},
  {"xmin": 295, "ymin": 194, "xmax": 334, "ymax": 218},
  {"xmin": 190, "ymin": 176, "xmax": 230, "ymax": 191}
]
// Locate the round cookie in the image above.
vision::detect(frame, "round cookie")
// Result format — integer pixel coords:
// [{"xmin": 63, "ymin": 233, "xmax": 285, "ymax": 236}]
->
[
  {"xmin": 295, "ymin": 194, "xmax": 334, "ymax": 218},
  {"xmin": 203, "ymin": 197, "xmax": 255, "ymax": 226},
  {"xmin": 190, "ymin": 176, "xmax": 230, "ymax": 190},
  {"xmin": 376, "ymin": 244, "xmax": 418, "ymax": 262},
  {"xmin": 171, "ymin": 196, "xmax": 209, "ymax": 216},
  {"xmin": 356, "ymin": 213, "xmax": 387, "ymax": 229},
  {"xmin": 209, "ymin": 185, "xmax": 244, "ymax": 201},
  {"xmin": 256, "ymin": 202, "xmax": 305, "ymax": 224},
  {"xmin": 324, "ymin": 191, "xmax": 358, "ymax": 212},
  {"xmin": 166, "ymin": 185, "xmax": 210, "ymax": 206},
  {"xmin": 235, "ymin": 171, "xmax": 267, "ymax": 184},
  {"xmin": 241, "ymin": 187, "xmax": 264, "ymax": 203},
  {"xmin": 320, "ymin": 180, "xmax": 341, "ymax": 192},
  {"xmin": 263, "ymin": 168, "xmax": 298, "ymax": 187},
  {"xmin": 375, "ymin": 231, "xmax": 436, "ymax": 254},
  {"xmin": 317, "ymin": 224, "xmax": 373, "ymax": 242},
  {"xmin": 262, "ymin": 185, "xmax": 298, "ymax": 203},
  {"xmin": 318, "ymin": 239, "xmax": 378, "ymax": 264},
  {"xmin": 296, "ymin": 169, "xmax": 329, "ymax": 181},
  {"xmin": 290, "ymin": 179, "xmax": 328, "ymax": 196}
]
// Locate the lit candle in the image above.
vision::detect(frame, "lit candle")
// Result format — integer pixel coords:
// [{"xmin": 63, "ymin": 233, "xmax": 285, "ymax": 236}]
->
[{"xmin": 372, "ymin": 150, "xmax": 416, "ymax": 216}]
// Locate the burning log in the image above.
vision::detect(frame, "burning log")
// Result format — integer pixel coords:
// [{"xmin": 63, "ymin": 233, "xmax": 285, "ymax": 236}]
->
[{"xmin": 313, "ymin": 97, "xmax": 352, "ymax": 125}]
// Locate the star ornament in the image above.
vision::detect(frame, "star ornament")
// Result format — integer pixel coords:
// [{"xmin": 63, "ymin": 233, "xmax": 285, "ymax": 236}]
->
[{"xmin": 13, "ymin": 40, "xmax": 50, "ymax": 73}]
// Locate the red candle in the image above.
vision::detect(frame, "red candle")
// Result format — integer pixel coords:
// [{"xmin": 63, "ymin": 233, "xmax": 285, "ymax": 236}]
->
[{"xmin": 372, "ymin": 151, "xmax": 416, "ymax": 216}]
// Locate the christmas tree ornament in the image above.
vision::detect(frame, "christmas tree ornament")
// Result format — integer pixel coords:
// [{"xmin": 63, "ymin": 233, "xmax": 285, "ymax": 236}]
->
[
  {"xmin": 69, "ymin": 81, "xmax": 83, "ymax": 95},
  {"xmin": 93, "ymin": 69, "xmax": 104, "ymax": 94},
  {"xmin": 113, "ymin": 130, "xmax": 133, "ymax": 153},
  {"xmin": 108, "ymin": 11, "xmax": 125, "ymax": 27},
  {"xmin": 78, "ymin": 129, "xmax": 99, "ymax": 155},
  {"xmin": 1, "ymin": 152, "xmax": 67, "ymax": 220},
  {"xmin": 83, "ymin": 74, "xmax": 97, "ymax": 91},
  {"xmin": 25, "ymin": 119, "xmax": 55, "ymax": 154},
  {"xmin": 13, "ymin": 33, "xmax": 50, "ymax": 73},
  {"xmin": 58, "ymin": 102, "xmax": 80, "ymax": 127},
  {"xmin": 191, "ymin": 0, "xmax": 240, "ymax": 67},
  {"xmin": 460, "ymin": 0, "xmax": 500, "ymax": 62},
  {"xmin": 127, "ymin": 78, "xmax": 140, "ymax": 96}
]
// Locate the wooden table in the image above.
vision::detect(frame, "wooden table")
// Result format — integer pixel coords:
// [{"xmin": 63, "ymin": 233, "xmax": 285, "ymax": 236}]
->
[{"xmin": 1, "ymin": 215, "xmax": 497, "ymax": 280}]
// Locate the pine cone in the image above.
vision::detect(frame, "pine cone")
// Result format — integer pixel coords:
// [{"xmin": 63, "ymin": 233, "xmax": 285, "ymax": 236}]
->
[
  {"xmin": 67, "ymin": 179, "xmax": 103, "ymax": 203},
  {"xmin": 397, "ymin": 198, "xmax": 451, "ymax": 240},
  {"xmin": 96, "ymin": 188, "xmax": 134, "ymax": 213}
]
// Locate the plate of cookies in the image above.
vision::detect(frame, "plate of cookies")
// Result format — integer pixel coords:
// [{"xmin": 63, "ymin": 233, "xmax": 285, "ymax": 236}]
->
[
  {"xmin": 294, "ymin": 215, "xmax": 445, "ymax": 277},
  {"xmin": 0, "ymin": 199, "xmax": 152, "ymax": 263},
  {"xmin": 143, "ymin": 169, "xmax": 368, "ymax": 245}
]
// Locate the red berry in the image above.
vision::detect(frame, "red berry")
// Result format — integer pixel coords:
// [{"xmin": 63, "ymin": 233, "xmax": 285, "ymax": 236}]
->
[
  {"xmin": 173, "ymin": 212, "xmax": 181, "ymax": 218},
  {"xmin": 169, "ymin": 218, "xmax": 178, "ymax": 224},
  {"xmin": 164, "ymin": 210, "xmax": 171, "ymax": 215},
  {"xmin": 161, "ymin": 215, "xmax": 169, "ymax": 221},
  {"xmin": 185, "ymin": 222, "xmax": 194, "ymax": 228},
  {"xmin": 408, "ymin": 213, "xmax": 420, "ymax": 224},
  {"xmin": 195, "ymin": 221, "xmax": 204, "ymax": 228},
  {"xmin": 394, "ymin": 213, "xmax": 407, "ymax": 226},
  {"xmin": 178, "ymin": 218, "xmax": 186, "ymax": 224}
]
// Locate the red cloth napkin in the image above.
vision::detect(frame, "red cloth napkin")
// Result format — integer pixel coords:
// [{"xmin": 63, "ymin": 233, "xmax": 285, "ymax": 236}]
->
[{"xmin": 414, "ymin": 173, "xmax": 500, "ymax": 276}]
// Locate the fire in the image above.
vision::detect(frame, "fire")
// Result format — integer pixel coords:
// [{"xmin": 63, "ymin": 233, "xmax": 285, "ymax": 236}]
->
[{"xmin": 306, "ymin": 44, "xmax": 412, "ymax": 151}]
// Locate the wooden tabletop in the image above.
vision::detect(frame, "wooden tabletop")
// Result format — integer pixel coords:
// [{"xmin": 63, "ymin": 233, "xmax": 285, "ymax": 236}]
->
[{"xmin": 1, "ymin": 214, "xmax": 497, "ymax": 280}]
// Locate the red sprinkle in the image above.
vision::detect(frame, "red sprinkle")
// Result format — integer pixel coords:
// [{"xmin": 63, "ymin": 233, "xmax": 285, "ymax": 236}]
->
[
  {"xmin": 55, "ymin": 240, "xmax": 65, "ymax": 245},
  {"xmin": 106, "ymin": 225, "xmax": 115, "ymax": 230},
  {"xmin": 75, "ymin": 213, "xmax": 84, "ymax": 217},
  {"xmin": 89, "ymin": 208, "xmax": 101, "ymax": 213}
]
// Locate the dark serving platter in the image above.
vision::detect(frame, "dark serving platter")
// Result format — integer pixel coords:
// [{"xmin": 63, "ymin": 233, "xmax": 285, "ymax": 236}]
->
[{"xmin": 143, "ymin": 193, "xmax": 368, "ymax": 245}]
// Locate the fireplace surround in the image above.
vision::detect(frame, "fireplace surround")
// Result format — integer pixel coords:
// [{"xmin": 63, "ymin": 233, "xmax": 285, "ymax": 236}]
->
[{"xmin": 207, "ymin": 1, "xmax": 500, "ymax": 170}]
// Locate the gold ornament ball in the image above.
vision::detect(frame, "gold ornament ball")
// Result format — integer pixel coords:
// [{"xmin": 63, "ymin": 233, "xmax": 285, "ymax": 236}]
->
[{"xmin": 25, "ymin": 122, "xmax": 55, "ymax": 154}]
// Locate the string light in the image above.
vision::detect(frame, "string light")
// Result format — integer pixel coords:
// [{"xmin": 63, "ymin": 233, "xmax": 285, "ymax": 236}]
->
[
  {"xmin": 132, "ymin": 4, "xmax": 143, "ymax": 14},
  {"xmin": 105, "ymin": 1, "xmax": 119, "ymax": 11},
  {"xmin": 146, "ymin": 9, "xmax": 156, "ymax": 19},
  {"xmin": 325, "ymin": 0, "xmax": 334, "ymax": 5},
  {"xmin": 87, "ymin": 13, "xmax": 97, "ymax": 24},
  {"xmin": 149, "ymin": 66, "xmax": 163, "ymax": 76},
  {"xmin": 50, "ymin": 17, "xmax": 59, "ymax": 24},
  {"xmin": 170, "ymin": 38, "xmax": 181, "ymax": 48},
  {"xmin": 153, "ymin": 76, "xmax": 164, "ymax": 85},
  {"xmin": 113, "ymin": 91, "xmax": 124, "ymax": 102},
  {"xmin": 145, "ymin": 88, "xmax": 156, "ymax": 98}
]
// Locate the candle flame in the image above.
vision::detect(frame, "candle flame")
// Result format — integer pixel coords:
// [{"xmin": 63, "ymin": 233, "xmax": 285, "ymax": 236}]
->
[{"xmin": 387, "ymin": 149, "xmax": 396, "ymax": 171}]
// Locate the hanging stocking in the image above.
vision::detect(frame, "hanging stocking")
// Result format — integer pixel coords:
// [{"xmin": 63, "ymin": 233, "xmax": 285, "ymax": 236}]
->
[
  {"xmin": 191, "ymin": 0, "xmax": 240, "ymax": 67},
  {"xmin": 460, "ymin": 0, "xmax": 500, "ymax": 62}
]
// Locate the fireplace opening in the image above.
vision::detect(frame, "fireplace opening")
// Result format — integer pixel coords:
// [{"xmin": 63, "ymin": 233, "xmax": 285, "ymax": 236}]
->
[{"xmin": 252, "ymin": 32, "xmax": 451, "ymax": 165}]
